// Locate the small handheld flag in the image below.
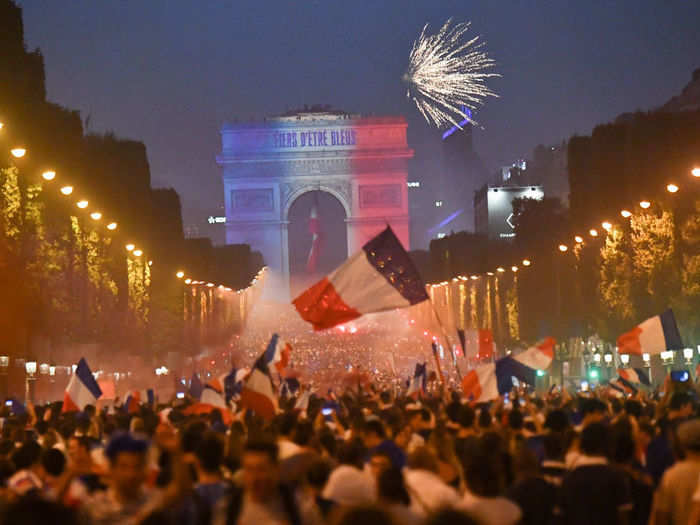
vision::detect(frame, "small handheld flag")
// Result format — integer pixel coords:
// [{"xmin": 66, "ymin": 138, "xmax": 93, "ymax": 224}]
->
[{"xmin": 63, "ymin": 358, "xmax": 102, "ymax": 413}]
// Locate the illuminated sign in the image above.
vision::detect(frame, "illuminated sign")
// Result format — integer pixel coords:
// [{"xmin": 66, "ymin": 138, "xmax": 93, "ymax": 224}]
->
[
  {"xmin": 272, "ymin": 128, "xmax": 357, "ymax": 149},
  {"xmin": 207, "ymin": 216, "xmax": 226, "ymax": 224},
  {"xmin": 485, "ymin": 186, "xmax": 543, "ymax": 241},
  {"xmin": 407, "ymin": 181, "xmax": 420, "ymax": 188}
]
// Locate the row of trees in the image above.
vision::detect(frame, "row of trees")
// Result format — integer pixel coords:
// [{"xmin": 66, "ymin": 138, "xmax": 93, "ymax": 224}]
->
[{"xmin": 425, "ymin": 106, "xmax": 700, "ymax": 349}]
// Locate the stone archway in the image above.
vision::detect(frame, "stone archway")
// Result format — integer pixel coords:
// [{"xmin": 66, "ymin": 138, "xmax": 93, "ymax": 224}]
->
[{"xmin": 286, "ymin": 189, "xmax": 348, "ymax": 297}]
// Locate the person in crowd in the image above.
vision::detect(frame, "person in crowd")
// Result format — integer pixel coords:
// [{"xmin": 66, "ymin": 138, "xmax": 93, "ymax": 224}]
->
[
  {"xmin": 322, "ymin": 438, "xmax": 374, "ymax": 509},
  {"xmin": 506, "ymin": 442, "xmax": 556, "ymax": 525},
  {"xmin": 651, "ymin": 418, "xmax": 700, "ymax": 525},
  {"xmin": 558, "ymin": 422, "xmax": 633, "ymax": 525},
  {"xmin": 215, "ymin": 439, "xmax": 320, "ymax": 525},
  {"xmin": 376, "ymin": 467, "xmax": 421, "ymax": 525},
  {"xmin": 403, "ymin": 446, "xmax": 459, "ymax": 516}
]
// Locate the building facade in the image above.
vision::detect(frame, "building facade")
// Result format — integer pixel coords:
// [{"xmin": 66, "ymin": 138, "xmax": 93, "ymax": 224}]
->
[{"xmin": 217, "ymin": 110, "xmax": 413, "ymax": 296}]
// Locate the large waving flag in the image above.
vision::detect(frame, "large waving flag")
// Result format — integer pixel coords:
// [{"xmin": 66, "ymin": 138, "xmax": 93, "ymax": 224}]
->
[
  {"xmin": 617, "ymin": 309, "xmax": 683, "ymax": 355},
  {"xmin": 457, "ymin": 329, "xmax": 496, "ymax": 359},
  {"xmin": 239, "ymin": 353, "xmax": 278, "ymax": 420},
  {"xmin": 307, "ymin": 201, "xmax": 321, "ymax": 274},
  {"xmin": 264, "ymin": 334, "xmax": 292, "ymax": 374},
  {"xmin": 513, "ymin": 337, "xmax": 556, "ymax": 370},
  {"xmin": 407, "ymin": 363, "xmax": 427, "ymax": 398},
  {"xmin": 462, "ymin": 362, "xmax": 499, "ymax": 403},
  {"xmin": 293, "ymin": 226, "xmax": 429, "ymax": 331},
  {"xmin": 63, "ymin": 358, "xmax": 102, "ymax": 413},
  {"xmin": 618, "ymin": 367, "xmax": 650, "ymax": 386}
]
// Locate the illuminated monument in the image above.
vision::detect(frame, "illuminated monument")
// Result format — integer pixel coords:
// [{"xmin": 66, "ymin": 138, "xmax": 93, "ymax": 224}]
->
[{"xmin": 217, "ymin": 108, "xmax": 414, "ymax": 296}]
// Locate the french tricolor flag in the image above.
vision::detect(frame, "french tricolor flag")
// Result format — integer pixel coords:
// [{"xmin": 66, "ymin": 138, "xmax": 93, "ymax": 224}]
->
[
  {"xmin": 461, "ymin": 362, "xmax": 499, "ymax": 403},
  {"xmin": 264, "ymin": 334, "xmax": 292, "ymax": 374},
  {"xmin": 513, "ymin": 337, "xmax": 556, "ymax": 370},
  {"xmin": 618, "ymin": 368, "xmax": 650, "ymax": 386},
  {"xmin": 124, "ymin": 389, "xmax": 154, "ymax": 414},
  {"xmin": 617, "ymin": 309, "xmax": 683, "ymax": 355},
  {"xmin": 62, "ymin": 358, "xmax": 102, "ymax": 413},
  {"xmin": 293, "ymin": 227, "xmax": 429, "ymax": 331},
  {"xmin": 407, "ymin": 362, "xmax": 427, "ymax": 398},
  {"xmin": 239, "ymin": 353, "xmax": 278, "ymax": 420}
]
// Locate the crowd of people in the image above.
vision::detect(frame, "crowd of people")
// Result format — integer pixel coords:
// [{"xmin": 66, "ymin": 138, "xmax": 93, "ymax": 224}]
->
[{"xmin": 0, "ymin": 370, "xmax": 700, "ymax": 525}]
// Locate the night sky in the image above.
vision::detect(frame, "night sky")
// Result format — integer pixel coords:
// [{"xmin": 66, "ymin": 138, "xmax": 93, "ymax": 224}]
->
[{"xmin": 17, "ymin": 1, "xmax": 700, "ymax": 234}]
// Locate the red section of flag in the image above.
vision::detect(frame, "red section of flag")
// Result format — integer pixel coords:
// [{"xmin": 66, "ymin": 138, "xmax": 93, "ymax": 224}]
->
[
  {"xmin": 462, "ymin": 370, "xmax": 482, "ymax": 402},
  {"xmin": 62, "ymin": 392, "xmax": 80, "ymax": 413},
  {"xmin": 478, "ymin": 329, "xmax": 494, "ymax": 359},
  {"xmin": 617, "ymin": 327, "xmax": 643, "ymax": 355},
  {"xmin": 275, "ymin": 343, "xmax": 291, "ymax": 373},
  {"xmin": 307, "ymin": 204, "xmax": 321, "ymax": 274},
  {"xmin": 292, "ymin": 277, "xmax": 362, "ymax": 331},
  {"xmin": 239, "ymin": 388, "xmax": 276, "ymax": 420},
  {"xmin": 538, "ymin": 337, "xmax": 556, "ymax": 359}
]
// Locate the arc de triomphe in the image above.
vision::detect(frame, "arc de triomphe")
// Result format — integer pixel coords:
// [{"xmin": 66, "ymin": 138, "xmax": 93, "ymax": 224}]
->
[{"xmin": 217, "ymin": 110, "xmax": 414, "ymax": 298}]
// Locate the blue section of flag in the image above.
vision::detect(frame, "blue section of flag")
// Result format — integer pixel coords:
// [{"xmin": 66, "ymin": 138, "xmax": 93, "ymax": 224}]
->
[
  {"xmin": 189, "ymin": 373, "xmax": 203, "ymax": 399},
  {"xmin": 224, "ymin": 368, "xmax": 239, "ymax": 400},
  {"xmin": 617, "ymin": 376, "xmax": 638, "ymax": 393},
  {"xmin": 145, "ymin": 389, "xmax": 155, "ymax": 405},
  {"xmin": 264, "ymin": 334, "xmax": 280, "ymax": 364},
  {"xmin": 495, "ymin": 356, "xmax": 536, "ymax": 395},
  {"xmin": 76, "ymin": 358, "xmax": 102, "ymax": 400},
  {"xmin": 633, "ymin": 367, "xmax": 650, "ymax": 386},
  {"xmin": 361, "ymin": 226, "xmax": 429, "ymax": 305},
  {"xmin": 660, "ymin": 309, "xmax": 683, "ymax": 349}
]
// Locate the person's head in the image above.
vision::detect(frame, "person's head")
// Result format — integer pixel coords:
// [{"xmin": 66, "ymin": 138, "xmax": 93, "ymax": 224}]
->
[
  {"xmin": 458, "ymin": 404, "xmax": 475, "ymax": 430},
  {"xmin": 669, "ymin": 392, "xmax": 694, "ymax": 419},
  {"xmin": 11, "ymin": 441, "xmax": 42, "ymax": 471},
  {"xmin": 368, "ymin": 450, "xmax": 392, "ymax": 480},
  {"xmin": 276, "ymin": 412, "xmax": 297, "ymax": 438},
  {"xmin": 181, "ymin": 421, "xmax": 207, "ymax": 454},
  {"xmin": 377, "ymin": 467, "xmax": 410, "ymax": 506},
  {"xmin": 242, "ymin": 440, "xmax": 279, "ymax": 501},
  {"xmin": 195, "ymin": 432, "xmax": 224, "ymax": 475},
  {"xmin": 292, "ymin": 420, "xmax": 314, "ymax": 447},
  {"xmin": 67, "ymin": 436, "xmax": 92, "ymax": 468},
  {"xmin": 379, "ymin": 391, "xmax": 391, "ymax": 405},
  {"xmin": 306, "ymin": 459, "xmax": 331, "ymax": 493},
  {"xmin": 611, "ymin": 419, "xmax": 636, "ymax": 465},
  {"xmin": 363, "ymin": 419, "xmax": 386, "ymax": 449},
  {"xmin": 580, "ymin": 399, "xmax": 607, "ymax": 426},
  {"xmin": 624, "ymin": 400, "xmax": 642, "ymax": 419},
  {"xmin": 508, "ymin": 410, "xmax": 524, "ymax": 431},
  {"xmin": 579, "ymin": 422, "xmax": 611, "ymax": 458},
  {"xmin": 406, "ymin": 446, "xmax": 438, "ymax": 474},
  {"xmin": 678, "ymin": 419, "xmax": 700, "ymax": 456},
  {"xmin": 41, "ymin": 448, "xmax": 66, "ymax": 479},
  {"xmin": 463, "ymin": 450, "xmax": 503, "ymax": 497},
  {"xmin": 543, "ymin": 432, "xmax": 565, "ymax": 461},
  {"xmin": 105, "ymin": 433, "xmax": 150, "ymax": 499},
  {"xmin": 477, "ymin": 407, "xmax": 492, "ymax": 430},
  {"xmin": 337, "ymin": 438, "xmax": 366, "ymax": 469},
  {"xmin": 544, "ymin": 409, "xmax": 569, "ymax": 433}
]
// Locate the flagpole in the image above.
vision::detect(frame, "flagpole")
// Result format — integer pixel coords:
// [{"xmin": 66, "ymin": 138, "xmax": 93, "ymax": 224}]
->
[{"xmin": 429, "ymin": 299, "xmax": 462, "ymax": 381}]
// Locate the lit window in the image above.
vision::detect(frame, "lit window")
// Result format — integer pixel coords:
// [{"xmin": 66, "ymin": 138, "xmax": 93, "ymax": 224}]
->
[{"xmin": 435, "ymin": 200, "xmax": 443, "ymax": 207}]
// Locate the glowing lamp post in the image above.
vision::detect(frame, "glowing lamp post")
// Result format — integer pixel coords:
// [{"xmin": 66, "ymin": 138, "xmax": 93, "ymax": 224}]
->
[
  {"xmin": 684, "ymin": 348, "xmax": 694, "ymax": 365},
  {"xmin": 25, "ymin": 360, "xmax": 37, "ymax": 403},
  {"xmin": 0, "ymin": 356, "xmax": 8, "ymax": 399},
  {"xmin": 620, "ymin": 353, "xmax": 630, "ymax": 367}
]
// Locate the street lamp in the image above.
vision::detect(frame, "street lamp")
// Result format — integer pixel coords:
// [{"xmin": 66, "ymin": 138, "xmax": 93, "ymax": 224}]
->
[
  {"xmin": 620, "ymin": 210, "xmax": 632, "ymax": 218},
  {"xmin": 602, "ymin": 222, "xmax": 612, "ymax": 232},
  {"xmin": 10, "ymin": 147, "xmax": 26, "ymax": 158},
  {"xmin": 620, "ymin": 353, "xmax": 630, "ymax": 366},
  {"xmin": 0, "ymin": 356, "xmax": 8, "ymax": 400},
  {"xmin": 107, "ymin": 222, "xmax": 117, "ymax": 230},
  {"xmin": 132, "ymin": 249, "xmax": 143, "ymax": 257},
  {"xmin": 589, "ymin": 229, "xmax": 599, "ymax": 237},
  {"xmin": 558, "ymin": 244, "xmax": 568, "ymax": 252},
  {"xmin": 184, "ymin": 278, "xmax": 192, "ymax": 284},
  {"xmin": 640, "ymin": 201, "xmax": 651, "ymax": 209},
  {"xmin": 604, "ymin": 353, "xmax": 613, "ymax": 365},
  {"xmin": 60, "ymin": 185, "xmax": 73, "ymax": 195},
  {"xmin": 176, "ymin": 271, "xmax": 185, "ymax": 279},
  {"xmin": 125, "ymin": 244, "xmax": 135, "ymax": 252},
  {"xmin": 593, "ymin": 353, "xmax": 601, "ymax": 364},
  {"xmin": 42, "ymin": 170, "xmax": 56, "ymax": 181},
  {"xmin": 692, "ymin": 168, "xmax": 700, "ymax": 178},
  {"xmin": 25, "ymin": 361, "xmax": 37, "ymax": 403},
  {"xmin": 496, "ymin": 267, "xmax": 505, "ymax": 273},
  {"xmin": 667, "ymin": 184, "xmax": 679, "ymax": 193},
  {"xmin": 90, "ymin": 211, "xmax": 102, "ymax": 220},
  {"xmin": 76, "ymin": 200, "xmax": 88, "ymax": 209},
  {"xmin": 522, "ymin": 259, "xmax": 531, "ymax": 266},
  {"xmin": 683, "ymin": 348, "xmax": 694, "ymax": 365},
  {"xmin": 511, "ymin": 266, "xmax": 518, "ymax": 272},
  {"xmin": 660, "ymin": 350, "xmax": 674, "ymax": 365},
  {"xmin": 574, "ymin": 236, "xmax": 584, "ymax": 244}
]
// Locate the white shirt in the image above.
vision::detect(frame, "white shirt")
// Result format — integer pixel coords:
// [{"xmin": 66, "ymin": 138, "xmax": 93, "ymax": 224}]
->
[
  {"xmin": 404, "ymin": 469, "xmax": 459, "ymax": 516},
  {"xmin": 461, "ymin": 492, "xmax": 522, "ymax": 525}
]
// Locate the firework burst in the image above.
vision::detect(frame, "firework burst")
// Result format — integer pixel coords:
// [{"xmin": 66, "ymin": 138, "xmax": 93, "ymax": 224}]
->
[{"xmin": 404, "ymin": 19, "xmax": 499, "ymax": 129}]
